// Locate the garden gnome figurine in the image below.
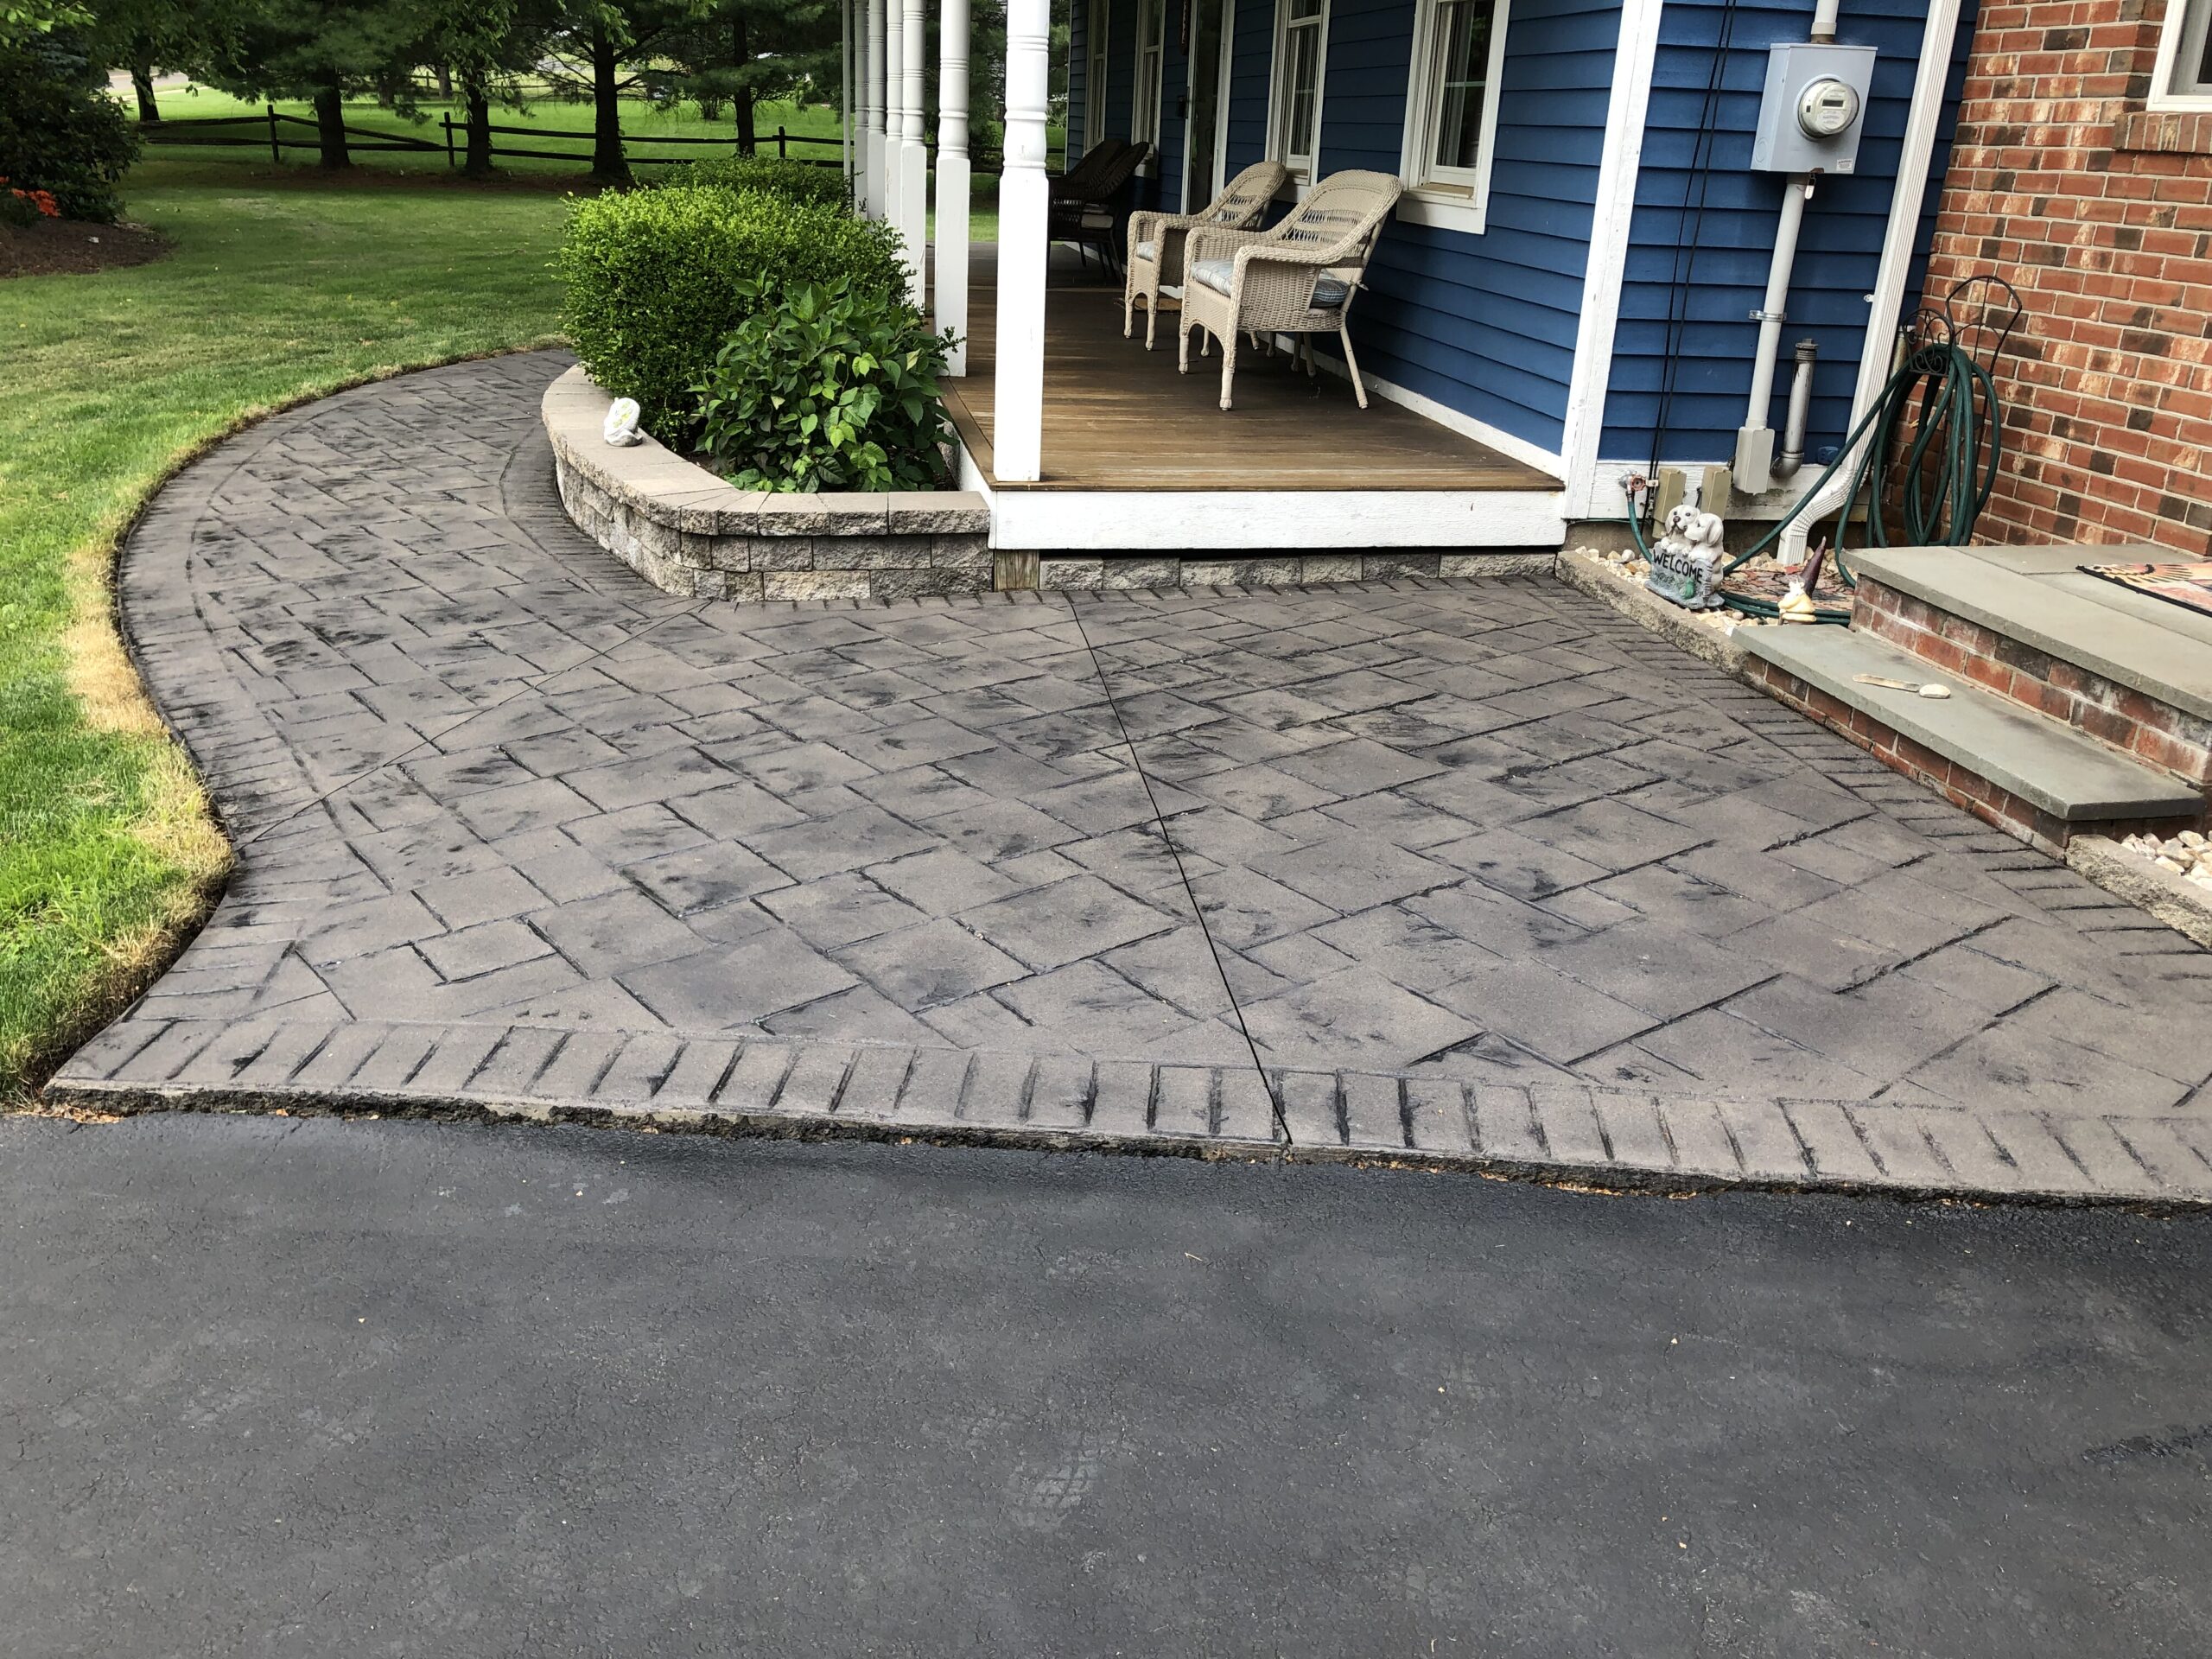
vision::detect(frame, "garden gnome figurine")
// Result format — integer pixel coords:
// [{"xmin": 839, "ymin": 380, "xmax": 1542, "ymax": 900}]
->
[{"xmin": 603, "ymin": 397, "xmax": 644, "ymax": 447}]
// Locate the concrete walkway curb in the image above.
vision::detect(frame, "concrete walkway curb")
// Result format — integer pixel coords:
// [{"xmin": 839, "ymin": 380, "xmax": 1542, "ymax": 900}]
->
[{"xmin": 54, "ymin": 1016, "xmax": 2212, "ymax": 1208}]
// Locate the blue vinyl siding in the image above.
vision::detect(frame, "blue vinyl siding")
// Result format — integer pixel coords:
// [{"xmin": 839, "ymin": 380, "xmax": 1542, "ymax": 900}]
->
[
  {"xmin": 1071, "ymin": 0, "xmax": 1189, "ymax": 207},
  {"xmin": 1225, "ymin": 0, "xmax": 1275, "ymax": 168},
  {"xmin": 1215, "ymin": 0, "xmax": 1618, "ymax": 456},
  {"xmin": 1080, "ymin": 0, "xmax": 1966, "ymax": 470},
  {"xmin": 1599, "ymin": 0, "xmax": 1976, "ymax": 464}
]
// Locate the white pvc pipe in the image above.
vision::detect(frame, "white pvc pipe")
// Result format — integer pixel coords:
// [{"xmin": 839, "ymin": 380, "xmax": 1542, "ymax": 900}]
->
[
  {"xmin": 1744, "ymin": 174, "xmax": 1812, "ymax": 438},
  {"xmin": 1778, "ymin": 0, "xmax": 1963, "ymax": 564}
]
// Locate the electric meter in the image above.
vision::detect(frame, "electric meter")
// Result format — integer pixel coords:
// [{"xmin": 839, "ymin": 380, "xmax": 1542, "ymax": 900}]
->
[
  {"xmin": 1797, "ymin": 77, "xmax": 1860, "ymax": 138},
  {"xmin": 1750, "ymin": 42, "xmax": 1876, "ymax": 172}
]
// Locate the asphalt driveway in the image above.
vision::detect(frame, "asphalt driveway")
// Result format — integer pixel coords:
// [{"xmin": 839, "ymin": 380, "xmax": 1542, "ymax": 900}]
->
[{"xmin": 4, "ymin": 1114, "xmax": 2209, "ymax": 1657}]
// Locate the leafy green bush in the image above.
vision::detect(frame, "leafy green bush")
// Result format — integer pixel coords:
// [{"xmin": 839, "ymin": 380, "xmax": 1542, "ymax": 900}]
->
[
  {"xmin": 0, "ymin": 29, "xmax": 139, "ymax": 224},
  {"xmin": 693, "ymin": 277, "xmax": 954, "ymax": 493},
  {"xmin": 658, "ymin": 156, "xmax": 849, "ymax": 211},
  {"xmin": 556, "ymin": 183, "xmax": 908, "ymax": 444}
]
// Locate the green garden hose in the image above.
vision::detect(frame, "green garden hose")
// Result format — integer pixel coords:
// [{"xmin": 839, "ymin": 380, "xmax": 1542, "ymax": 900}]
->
[{"xmin": 1624, "ymin": 334, "xmax": 2005, "ymax": 624}]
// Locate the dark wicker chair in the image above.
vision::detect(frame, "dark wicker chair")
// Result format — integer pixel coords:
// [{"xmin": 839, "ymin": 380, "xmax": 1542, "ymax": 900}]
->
[{"xmin": 1050, "ymin": 141, "xmax": 1153, "ymax": 276}]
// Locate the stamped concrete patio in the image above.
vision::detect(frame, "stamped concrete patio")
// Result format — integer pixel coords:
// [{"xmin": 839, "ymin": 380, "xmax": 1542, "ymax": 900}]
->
[{"xmin": 55, "ymin": 352, "xmax": 2212, "ymax": 1203}]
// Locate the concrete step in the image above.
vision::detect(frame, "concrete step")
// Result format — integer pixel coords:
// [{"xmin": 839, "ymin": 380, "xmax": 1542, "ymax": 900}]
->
[
  {"xmin": 1848, "ymin": 544, "xmax": 2212, "ymax": 722},
  {"xmin": 1742, "ymin": 626, "xmax": 2204, "ymax": 823}
]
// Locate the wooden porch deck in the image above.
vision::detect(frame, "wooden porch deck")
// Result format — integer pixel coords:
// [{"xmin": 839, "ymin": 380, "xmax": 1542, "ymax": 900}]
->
[{"xmin": 938, "ymin": 250, "xmax": 1557, "ymax": 494}]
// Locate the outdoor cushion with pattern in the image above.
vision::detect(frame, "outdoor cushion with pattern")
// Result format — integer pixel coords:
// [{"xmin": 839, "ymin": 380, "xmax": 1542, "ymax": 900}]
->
[
  {"xmin": 1135, "ymin": 238, "xmax": 1157, "ymax": 261},
  {"xmin": 1189, "ymin": 257, "xmax": 1348, "ymax": 308}
]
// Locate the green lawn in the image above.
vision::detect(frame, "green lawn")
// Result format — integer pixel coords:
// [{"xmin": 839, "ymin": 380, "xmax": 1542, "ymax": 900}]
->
[
  {"xmin": 0, "ymin": 94, "xmax": 1037, "ymax": 1095},
  {"xmin": 0, "ymin": 156, "xmax": 570, "ymax": 1096}
]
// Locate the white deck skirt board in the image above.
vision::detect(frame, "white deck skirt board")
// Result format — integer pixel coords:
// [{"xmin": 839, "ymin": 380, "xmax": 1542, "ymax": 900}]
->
[{"xmin": 974, "ymin": 474, "xmax": 1570, "ymax": 550}]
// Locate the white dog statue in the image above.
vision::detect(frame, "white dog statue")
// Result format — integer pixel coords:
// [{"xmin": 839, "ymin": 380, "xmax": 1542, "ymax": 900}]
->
[
  {"xmin": 602, "ymin": 397, "xmax": 644, "ymax": 448},
  {"xmin": 1644, "ymin": 504, "xmax": 1726, "ymax": 610}
]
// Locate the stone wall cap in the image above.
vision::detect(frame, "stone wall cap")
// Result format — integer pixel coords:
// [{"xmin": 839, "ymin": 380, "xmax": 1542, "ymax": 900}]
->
[{"xmin": 888, "ymin": 490, "xmax": 993, "ymax": 535}]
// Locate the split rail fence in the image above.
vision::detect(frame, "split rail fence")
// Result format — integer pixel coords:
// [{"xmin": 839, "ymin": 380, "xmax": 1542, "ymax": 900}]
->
[{"xmin": 136, "ymin": 106, "xmax": 854, "ymax": 169}]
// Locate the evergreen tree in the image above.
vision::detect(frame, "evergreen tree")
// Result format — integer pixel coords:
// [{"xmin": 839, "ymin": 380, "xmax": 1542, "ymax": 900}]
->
[
  {"xmin": 204, "ymin": 0, "xmax": 440, "ymax": 167},
  {"xmin": 537, "ymin": 0, "xmax": 702, "ymax": 186},
  {"xmin": 659, "ymin": 0, "xmax": 836, "ymax": 158}
]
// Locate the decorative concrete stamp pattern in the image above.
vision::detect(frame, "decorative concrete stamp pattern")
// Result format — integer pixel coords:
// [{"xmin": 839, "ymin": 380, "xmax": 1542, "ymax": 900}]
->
[{"xmin": 54, "ymin": 353, "xmax": 2212, "ymax": 1205}]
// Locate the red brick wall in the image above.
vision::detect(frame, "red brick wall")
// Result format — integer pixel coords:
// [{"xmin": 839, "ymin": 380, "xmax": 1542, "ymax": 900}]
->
[{"xmin": 1919, "ymin": 0, "xmax": 2212, "ymax": 553}]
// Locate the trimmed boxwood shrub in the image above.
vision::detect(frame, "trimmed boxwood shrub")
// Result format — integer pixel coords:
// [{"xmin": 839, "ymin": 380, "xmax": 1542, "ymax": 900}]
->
[
  {"xmin": 0, "ymin": 29, "xmax": 139, "ymax": 225},
  {"xmin": 658, "ymin": 156, "xmax": 849, "ymax": 211},
  {"xmin": 693, "ymin": 277, "xmax": 954, "ymax": 493},
  {"xmin": 556, "ymin": 183, "xmax": 907, "ymax": 444}
]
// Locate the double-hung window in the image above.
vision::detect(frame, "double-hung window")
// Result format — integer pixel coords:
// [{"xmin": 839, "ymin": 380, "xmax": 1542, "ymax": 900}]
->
[
  {"xmin": 1085, "ymin": 0, "xmax": 1111, "ymax": 149},
  {"xmin": 1133, "ymin": 0, "xmax": 1166, "ymax": 165},
  {"xmin": 1399, "ymin": 0, "xmax": 1509, "ymax": 232},
  {"xmin": 2152, "ymin": 0, "xmax": 2212, "ymax": 104},
  {"xmin": 1270, "ymin": 0, "xmax": 1328, "ymax": 183}
]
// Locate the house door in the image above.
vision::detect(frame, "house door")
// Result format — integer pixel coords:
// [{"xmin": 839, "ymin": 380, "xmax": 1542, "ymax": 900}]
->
[{"xmin": 1182, "ymin": 0, "xmax": 1230, "ymax": 209}]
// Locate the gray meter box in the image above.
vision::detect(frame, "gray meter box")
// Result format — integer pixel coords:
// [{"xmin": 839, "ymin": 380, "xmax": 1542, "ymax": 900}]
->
[{"xmin": 1751, "ymin": 42, "xmax": 1878, "ymax": 174}]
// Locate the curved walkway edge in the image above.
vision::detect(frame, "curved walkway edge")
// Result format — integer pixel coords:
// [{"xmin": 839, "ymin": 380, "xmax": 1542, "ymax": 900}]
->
[{"xmin": 49, "ymin": 352, "xmax": 2212, "ymax": 1209}]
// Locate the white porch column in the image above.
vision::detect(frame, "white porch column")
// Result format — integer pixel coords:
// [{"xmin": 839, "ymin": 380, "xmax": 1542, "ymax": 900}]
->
[
  {"xmin": 898, "ymin": 0, "xmax": 929, "ymax": 308},
  {"xmin": 935, "ymin": 0, "xmax": 971, "ymax": 372},
  {"xmin": 993, "ymin": 0, "xmax": 1051, "ymax": 480},
  {"xmin": 863, "ymin": 0, "xmax": 886, "ymax": 216},
  {"xmin": 841, "ymin": 0, "xmax": 855, "ymax": 199},
  {"xmin": 883, "ymin": 0, "xmax": 903, "ymax": 222}
]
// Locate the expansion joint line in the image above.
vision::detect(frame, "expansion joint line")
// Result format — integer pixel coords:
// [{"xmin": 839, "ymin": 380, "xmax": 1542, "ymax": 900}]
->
[{"xmin": 1064, "ymin": 595, "xmax": 1290, "ymax": 1145}]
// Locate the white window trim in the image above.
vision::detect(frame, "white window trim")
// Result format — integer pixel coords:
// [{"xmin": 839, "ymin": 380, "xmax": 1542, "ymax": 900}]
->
[
  {"xmin": 1396, "ymin": 0, "xmax": 1510, "ymax": 233},
  {"xmin": 1265, "ymin": 0, "xmax": 1332, "ymax": 188},
  {"xmin": 1133, "ymin": 0, "xmax": 1167, "ymax": 172},
  {"xmin": 1085, "ymin": 0, "xmax": 1111, "ymax": 149},
  {"xmin": 2150, "ymin": 0, "xmax": 2212, "ymax": 110}
]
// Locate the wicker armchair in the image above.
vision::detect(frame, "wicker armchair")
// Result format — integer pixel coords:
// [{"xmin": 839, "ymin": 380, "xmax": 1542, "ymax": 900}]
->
[
  {"xmin": 1177, "ymin": 169, "xmax": 1404, "ymax": 410},
  {"xmin": 1049, "ymin": 141, "xmax": 1152, "ymax": 274},
  {"xmin": 1122, "ymin": 161, "xmax": 1290, "ymax": 348}
]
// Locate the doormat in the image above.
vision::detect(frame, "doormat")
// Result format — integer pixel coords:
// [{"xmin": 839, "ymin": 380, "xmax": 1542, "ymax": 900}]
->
[{"xmin": 2080, "ymin": 560, "xmax": 2212, "ymax": 620}]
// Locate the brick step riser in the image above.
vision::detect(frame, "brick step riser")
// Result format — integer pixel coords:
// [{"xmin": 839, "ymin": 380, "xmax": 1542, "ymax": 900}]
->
[
  {"xmin": 1745, "ymin": 657, "xmax": 2206, "ymax": 856},
  {"xmin": 1853, "ymin": 578, "xmax": 2212, "ymax": 791}
]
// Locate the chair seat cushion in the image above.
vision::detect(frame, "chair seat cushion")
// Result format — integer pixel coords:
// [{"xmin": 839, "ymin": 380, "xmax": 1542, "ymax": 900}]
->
[
  {"xmin": 1188, "ymin": 258, "xmax": 1349, "ymax": 309},
  {"xmin": 1134, "ymin": 238, "xmax": 1157, "ymax": 263},
  {"xmin": 1079, "ymin": 207, "xmax": 1114, "ymax": 229}
]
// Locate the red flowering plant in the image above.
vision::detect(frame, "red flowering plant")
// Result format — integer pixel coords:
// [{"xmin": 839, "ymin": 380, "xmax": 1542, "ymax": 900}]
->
[
  {"xmin": 1, "ymin": 176, "xmax": 64, "ymax": 222},
  {"xmin": 3, "ymin": 179, "xmax": 63, "ymax": 218}
]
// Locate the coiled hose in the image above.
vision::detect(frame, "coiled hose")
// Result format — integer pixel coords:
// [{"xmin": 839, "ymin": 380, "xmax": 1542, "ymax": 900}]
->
[{"xmin": 1626, "ymin": 334, "xmax": 2004, "ymax": 623}]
